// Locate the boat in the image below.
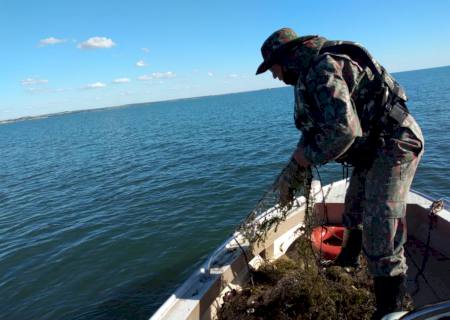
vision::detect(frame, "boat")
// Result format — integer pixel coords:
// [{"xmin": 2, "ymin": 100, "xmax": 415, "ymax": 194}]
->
[{"xmin": 150, "ymin": 179, "xmax": 450, "ymax": 320}]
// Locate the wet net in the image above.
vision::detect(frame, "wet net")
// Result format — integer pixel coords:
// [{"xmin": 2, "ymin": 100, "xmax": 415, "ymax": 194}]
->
[
  {"xmin": 237, "ymin": 161, "xmax": 315, "ymax": 246},
  {"xmin": 219, "ymin": 161, "xmax": 378, "ymax": 320}
]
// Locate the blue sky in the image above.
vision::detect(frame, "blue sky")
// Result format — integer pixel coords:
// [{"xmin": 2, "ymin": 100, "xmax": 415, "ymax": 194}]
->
[{"xmin": 1, "ymin": 0, "xmax": 449, "ymax": 120}]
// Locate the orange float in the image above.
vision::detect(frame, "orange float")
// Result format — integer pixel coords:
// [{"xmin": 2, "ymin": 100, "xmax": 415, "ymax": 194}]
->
[{"xmin": 310, "ymin": 226, "xmax": 345, "ymax": 260}]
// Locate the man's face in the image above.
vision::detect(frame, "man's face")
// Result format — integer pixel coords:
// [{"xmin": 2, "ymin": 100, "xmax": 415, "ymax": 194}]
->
[
  {"xmin": 270, "ymin": 64, "xmax": 298, "ymax": 86},
  {"xmin": 270, "ymin": 64, "xmax": 284, "ymax": 82}
]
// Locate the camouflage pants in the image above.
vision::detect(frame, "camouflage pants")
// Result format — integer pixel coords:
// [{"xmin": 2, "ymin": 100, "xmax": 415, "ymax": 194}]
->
[{"xmin": 342, "ymin": 126, "xmax": 423, "ymax": 277}]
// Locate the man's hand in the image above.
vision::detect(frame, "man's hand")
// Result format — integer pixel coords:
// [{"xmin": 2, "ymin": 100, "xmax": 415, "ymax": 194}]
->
[
  {"xmin": 293, "ymin": 146, "xmax": 311, "ymax": 167},
  {"xmin": 274, "ymin": 157, "xmax": 300, "ymax": 208},
  {"xmin": 274, "ymin": 152, "xmax": 312, "ymax": 208}
]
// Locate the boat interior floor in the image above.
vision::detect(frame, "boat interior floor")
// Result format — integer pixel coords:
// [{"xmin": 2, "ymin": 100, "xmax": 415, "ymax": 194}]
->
[{"xmin": 405, "ymin": 235, "xmax": 450, "ymax": 307}]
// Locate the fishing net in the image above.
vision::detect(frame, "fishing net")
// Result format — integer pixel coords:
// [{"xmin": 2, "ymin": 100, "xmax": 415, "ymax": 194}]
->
[
  {"xmin": 237, "ymin": 158, "xmax": 315, "ymax": 246},
  {"xmin": 219, "ymin": 160, "xmax": 378, "ymax": 320}
]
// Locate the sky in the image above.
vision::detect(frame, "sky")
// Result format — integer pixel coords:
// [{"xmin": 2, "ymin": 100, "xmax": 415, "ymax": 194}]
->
[{"xmin": 1, "ymin": 0, "xmax": 449, "ymax": 121}]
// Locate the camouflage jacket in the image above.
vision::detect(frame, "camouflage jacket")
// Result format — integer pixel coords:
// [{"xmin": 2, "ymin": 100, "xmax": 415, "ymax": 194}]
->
[{"xmin": 292, "ymin": 36, "xmax": 423, "ymax": 165}]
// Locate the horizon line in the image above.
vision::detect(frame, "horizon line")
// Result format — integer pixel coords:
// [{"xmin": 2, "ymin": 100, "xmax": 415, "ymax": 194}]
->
[{"xmin": 1, "ymin": 64, "xmax": 449, "ymax": 124}]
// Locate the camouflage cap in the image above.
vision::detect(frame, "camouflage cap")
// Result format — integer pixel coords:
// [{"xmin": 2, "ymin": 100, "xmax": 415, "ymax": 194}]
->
[{"xmin": 256, "ymin": 28, "xmax": 299, "ymax": 75}]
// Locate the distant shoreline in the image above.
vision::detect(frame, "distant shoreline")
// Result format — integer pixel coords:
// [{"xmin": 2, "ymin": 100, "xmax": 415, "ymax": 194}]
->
[
  {"xmin": 2, "ymin": 64, "xmax": 449, "ymax": 125},
  {"xmin": 0, "ymin": 87, "xmax": 285, "ymax": 125}
]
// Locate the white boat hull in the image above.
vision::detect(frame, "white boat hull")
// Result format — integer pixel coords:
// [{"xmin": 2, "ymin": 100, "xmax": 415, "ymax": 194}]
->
[{"xmin": 151, "ymin": 179, "xmax": 450, "ymax": 320}]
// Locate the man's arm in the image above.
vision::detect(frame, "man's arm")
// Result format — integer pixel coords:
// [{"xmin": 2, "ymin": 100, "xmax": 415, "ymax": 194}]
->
[{"xmin": 299, "ymin": 54, "xmax": 363, "ymax": 165}]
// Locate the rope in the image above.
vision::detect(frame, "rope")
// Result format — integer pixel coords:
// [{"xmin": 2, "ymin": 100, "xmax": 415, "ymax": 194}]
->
[
  {"xmin": 410, "ymin": 199, "xmax": 444, "ymax": 299},
  {"xmin": 233, "ymin": 237, "xmax": 254, "ymax": 287},
  {"xmin": 312, "ymin": 166, "xmax": 328, "ymax": 264},
  {"xmin": 405, "ymin": 247, "xmax": 442, "ymax": 300},
  {"xmin": 314, "ymin": 166, "xmax": 329, "ymax": 226},
  {"xmin": 342, "ymin": 163, "xmax": 351, "ymax": 180}
]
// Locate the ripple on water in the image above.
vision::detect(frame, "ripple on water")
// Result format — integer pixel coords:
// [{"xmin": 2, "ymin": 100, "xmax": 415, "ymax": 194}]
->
[{"xmin": 0, "ymin": 68, "xmax": 449, "ymax": 319}]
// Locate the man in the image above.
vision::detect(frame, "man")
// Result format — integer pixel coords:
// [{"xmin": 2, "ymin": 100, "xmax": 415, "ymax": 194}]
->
[{"xmin": 256, "ymin": 28, "xmax": 424, "ymax": 319}]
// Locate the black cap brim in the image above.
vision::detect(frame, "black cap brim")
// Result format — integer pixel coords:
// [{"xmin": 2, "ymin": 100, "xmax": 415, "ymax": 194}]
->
[
  {"xmin": 255, "ymin": 37, "xmax": 313, "ymax": 75},
  {"xmin": 256, "ymin": 61, "xmax": 270, "ymax": 75}
]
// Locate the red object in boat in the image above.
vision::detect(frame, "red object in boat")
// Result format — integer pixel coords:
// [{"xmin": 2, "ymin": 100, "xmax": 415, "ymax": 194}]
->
[{"xmin": 311, "ymin": 226, "xmax": 345, "ymax": 260}]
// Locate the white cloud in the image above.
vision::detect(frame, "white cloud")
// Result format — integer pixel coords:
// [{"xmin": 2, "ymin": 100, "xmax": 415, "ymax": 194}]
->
[
  {"xmin": 39, "ymin": 37, "xmax": 67, "ymax": 46},
  {"xmin": 78, "ymin": 37, "xmax": 116, "ymax": 49},
  {"xmin": 137, "ymin": 72, "xmax": 176, "ymax": 81},
  {"xmin": 21, "ymin": 78, "xmax": 49, "ymax": 86},
  {"xmin": 84, "ymin": 82, "xmax": 106, "ymax": 89},
  {"xmin": 113, "ymin": 78, "xmax": 131, "ymax": 84},
  {"xmin": 208, "ymin": 72, "xmax": 214, "ymax": 77},
  {"xmin": 141, "ymin": 48, "xmax": 150, "ymax": 53},
  {"xmin": 136, "ymin": 59, "xmax": 148, "ymax": 67},
  {"xmin": 152, "ymin": 71, "xmax": 176, "ymax": 79},
  {"xmin": 137, "ymin": 74, "xmax": 152, "ymax": 81},
  {"xmin": 228, "ymin": 74, "xmax": 238, "ymax": 78},
  {"xmin": 24, "ymin": 86, "xmax": 70, "ymax": 94},
  {"xmin": 25, "ymin": 87, "xmax": 47, "ymax": 93}
]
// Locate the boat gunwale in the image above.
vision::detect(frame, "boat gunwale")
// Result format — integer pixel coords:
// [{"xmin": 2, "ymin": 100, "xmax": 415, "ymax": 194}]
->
[{"xmin": 150, "ymin": 179, "xmax": 450, "ymax": 320}]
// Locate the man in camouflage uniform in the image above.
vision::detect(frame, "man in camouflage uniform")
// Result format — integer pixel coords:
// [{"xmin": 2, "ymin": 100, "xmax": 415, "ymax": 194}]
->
[{"xmin": 256, "ymin": 28, "xmax": 423, "ymax": 319}]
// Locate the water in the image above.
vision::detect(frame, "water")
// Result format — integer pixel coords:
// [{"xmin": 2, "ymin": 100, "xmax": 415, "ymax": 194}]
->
[{"xmin": 1, "ymin": 66, "xmax": 449, "ymax": 320}]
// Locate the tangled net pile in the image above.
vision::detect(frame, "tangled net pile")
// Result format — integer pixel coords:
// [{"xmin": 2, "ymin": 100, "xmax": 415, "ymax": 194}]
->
[{"xmin": 218, "ymin": 163, "xmax": 377, "ymax": 320}]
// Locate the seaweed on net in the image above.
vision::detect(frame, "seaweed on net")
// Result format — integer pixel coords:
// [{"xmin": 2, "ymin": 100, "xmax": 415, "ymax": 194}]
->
[
  {"xmin": 237, "ymin": 163, "xmax": 315, "ymax": 247},
  {"xmin": 218, "ymin": 250, "xmax": 376, "ymax": 320},
  {"xmin": 219, "ymin": 163, "xmax": 377, "ymax": 320}
]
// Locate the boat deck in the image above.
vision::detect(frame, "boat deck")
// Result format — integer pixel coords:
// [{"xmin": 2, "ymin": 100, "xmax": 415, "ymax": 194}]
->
[
  {"xmin": 150, "ymin": 181, "xmax": 450, "ymax": 320},
  {"xmin": 405, "ymin": 235, "xmax": 450, "ymax": 307}
]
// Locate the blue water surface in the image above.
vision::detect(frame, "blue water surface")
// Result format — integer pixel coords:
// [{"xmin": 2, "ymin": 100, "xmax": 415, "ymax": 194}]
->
[{"xmin": 0, "ymin": 66, "xmax": 449, "ymax": 320}]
